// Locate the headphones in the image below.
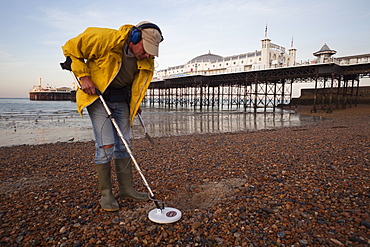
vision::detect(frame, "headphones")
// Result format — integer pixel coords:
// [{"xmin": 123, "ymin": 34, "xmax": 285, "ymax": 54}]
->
[{"xmin": 130, "ymin": 23, "xmax": 163, "ymax": 45}]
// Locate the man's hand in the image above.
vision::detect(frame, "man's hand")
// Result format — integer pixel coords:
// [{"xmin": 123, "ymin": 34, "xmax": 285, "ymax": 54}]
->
[
  {"xmin": 137, "ymin": 107, "xmax": 142, "ymax": 115},
  {"xmin": 80, "ymin": 76, "xmax": 97, "ymax": 95}
]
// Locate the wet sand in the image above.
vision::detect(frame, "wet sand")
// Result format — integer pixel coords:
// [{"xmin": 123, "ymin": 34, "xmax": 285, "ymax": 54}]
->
[
  {"xmin": 0, "ymin": 107, "xmax": 318, "ymax": 147},
  {"xmin": 1, "ymin": 105, "xmax": 369, "ymax": 246}
]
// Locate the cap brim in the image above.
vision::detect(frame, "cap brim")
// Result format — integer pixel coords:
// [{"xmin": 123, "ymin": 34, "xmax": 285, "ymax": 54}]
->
[{"xmin": 143, "ymin": 39, "xmax": 159, "ymax": 56}]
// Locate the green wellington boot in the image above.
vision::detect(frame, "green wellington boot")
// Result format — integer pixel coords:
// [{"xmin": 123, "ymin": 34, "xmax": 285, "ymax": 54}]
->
[
  {"xmin": 115, "ymin": 158, "xmax": 149, "ymax": 201},
  {"xmin": 95, "ymin": 163, "xmax": 119, "ymax": 211}
]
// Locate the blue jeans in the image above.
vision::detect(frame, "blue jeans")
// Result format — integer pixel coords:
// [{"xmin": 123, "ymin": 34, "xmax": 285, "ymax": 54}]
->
[{"xmin": 87, "ymin": 99, "xmax": 131, "ymax": 164}]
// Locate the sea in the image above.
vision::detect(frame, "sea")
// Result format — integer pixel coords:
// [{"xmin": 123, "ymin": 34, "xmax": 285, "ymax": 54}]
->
[{"xmin": 0, "ymin": 98, "xmax": 320, "ymax": 147}]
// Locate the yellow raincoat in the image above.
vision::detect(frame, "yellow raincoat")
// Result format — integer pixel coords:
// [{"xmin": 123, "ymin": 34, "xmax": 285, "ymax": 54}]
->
[{"xmin": 62, "ymin": 24, "xmax": 155, "ymax": 124}]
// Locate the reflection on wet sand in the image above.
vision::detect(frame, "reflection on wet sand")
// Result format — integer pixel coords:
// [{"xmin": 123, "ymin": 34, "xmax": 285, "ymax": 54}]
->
[
  {"xmin": 0, "ymin": 105, "xmax": 320, "ymax": 147},
  {"xmin": 132, "ymin": 107, "xmax": 319, "ymax": 138}
]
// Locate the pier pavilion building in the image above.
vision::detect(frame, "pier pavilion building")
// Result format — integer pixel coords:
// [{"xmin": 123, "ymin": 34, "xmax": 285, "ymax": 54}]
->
[
  {"xmin": 148, "ymin": 35, "xmax": 370, "ymax": 112},
  {"xmin": 153, "ymin": 36, "xmax": 297, "ymax": 80}
]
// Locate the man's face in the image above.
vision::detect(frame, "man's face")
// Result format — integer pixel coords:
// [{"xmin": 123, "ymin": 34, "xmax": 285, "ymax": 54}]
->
[{"xmin": 130, "ymin": 40, "xmax": 150, "ymax": 60}]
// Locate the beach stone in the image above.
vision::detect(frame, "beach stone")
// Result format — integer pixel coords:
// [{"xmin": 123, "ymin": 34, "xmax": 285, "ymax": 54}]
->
[
  {"xmin": 191, "ymin": 221, "xmax": 202, "ymax": 231},
  {"xmin": 59, "ymin": 226, "xmax": 67, "ymax": 234},
  {"xmin": 330, "ymin": 238, "xmax": 344, "ymax": 246},
  {"xmin": 214, "ymin": 237, "xmax": 225, "ymax": 244},
  {"xmin": 299, "ymin": 239, "xmax": 308, "ymax": 245},
  {"xmin": 112, "ymin": 216, "xmax": 120, "ymax": 224},
  {"xmin": 361, "ymin": 220, "xmax": 370, "ymax": 229},
  {"xmin": 146, "ymin": 225, "xmax": 157, "ymax": 232}
]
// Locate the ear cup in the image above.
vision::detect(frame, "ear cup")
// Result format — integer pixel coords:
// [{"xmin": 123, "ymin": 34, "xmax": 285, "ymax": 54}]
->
[{"xmin": 130, "ymin": 28, "xmax": 141, "ymax": 44}]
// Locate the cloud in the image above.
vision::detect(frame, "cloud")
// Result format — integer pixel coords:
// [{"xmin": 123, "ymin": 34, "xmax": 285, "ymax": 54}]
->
[
  {"xmin": 30, "ymin": 7, "xmax": 93, "ymax": 35},
  {"xmin": 0, "ymin": 45, "xmax": 27, "ymax": 69}
]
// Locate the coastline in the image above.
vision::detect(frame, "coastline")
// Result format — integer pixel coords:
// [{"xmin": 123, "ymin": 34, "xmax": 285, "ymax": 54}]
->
[{"xmin": 1, "ymin": 105, "xmax": 369, "ymax": 246}]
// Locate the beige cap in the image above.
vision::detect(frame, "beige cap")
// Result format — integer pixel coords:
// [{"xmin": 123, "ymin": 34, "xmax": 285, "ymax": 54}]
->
[{"xmin": 137, "ymin": 21, "xmax": 163, "ymax": 56}]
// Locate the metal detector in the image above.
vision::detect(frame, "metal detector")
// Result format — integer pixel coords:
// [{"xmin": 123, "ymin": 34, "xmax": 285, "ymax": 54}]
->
[
  {"xmin": 94, "ymin": 88, "xmax": 182, "ymax": 224},
  {"xmin": 60, "ymin": 59, "xmax": 181, "ymax": 223}
]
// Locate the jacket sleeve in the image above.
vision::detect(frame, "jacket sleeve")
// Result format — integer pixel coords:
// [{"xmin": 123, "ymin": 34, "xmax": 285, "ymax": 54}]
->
[{"xmin": 61, "ymin": 27, "xmax": 109, "ymax": 79}]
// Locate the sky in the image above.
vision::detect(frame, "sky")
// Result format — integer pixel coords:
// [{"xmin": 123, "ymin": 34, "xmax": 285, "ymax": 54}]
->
[{"xmin": 0, "ymin": 0, "xmax": 369, "ymax": 98}]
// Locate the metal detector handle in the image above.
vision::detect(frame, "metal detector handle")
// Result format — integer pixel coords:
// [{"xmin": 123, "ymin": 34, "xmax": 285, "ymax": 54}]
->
[
  {"xmin": 95, "ymin": 88, "xmax": 102, "ymax": 96},
  {"xmin": 71, "ymin": 73, "xmax": 102, "ymax": 98}
]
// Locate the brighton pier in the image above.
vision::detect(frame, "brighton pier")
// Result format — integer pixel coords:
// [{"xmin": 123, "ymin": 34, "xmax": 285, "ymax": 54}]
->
[{"xmin": 146, "ymin": 39, "xmax": 370, "ymax": 113}]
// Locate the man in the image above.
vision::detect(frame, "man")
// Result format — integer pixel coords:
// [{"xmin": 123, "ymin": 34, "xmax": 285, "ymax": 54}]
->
[{"xmin": 62, "ymin": 21, "xmax": 163, "ymax": 211}]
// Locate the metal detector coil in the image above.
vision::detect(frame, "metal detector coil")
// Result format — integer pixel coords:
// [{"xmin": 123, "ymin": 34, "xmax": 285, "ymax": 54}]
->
[{"xmin": 148, "ymin": 207, "xmax": 182, "ymax": 224}]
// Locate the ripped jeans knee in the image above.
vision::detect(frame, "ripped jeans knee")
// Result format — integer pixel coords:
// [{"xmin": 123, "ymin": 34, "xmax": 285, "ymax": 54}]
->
[
  {"xmin": 87, "ymin": 100, "xmax": 131, "ymax": 164},
  {"xmin": 95, "ymin": 143, "xmax": 115, "ymax": 164}
]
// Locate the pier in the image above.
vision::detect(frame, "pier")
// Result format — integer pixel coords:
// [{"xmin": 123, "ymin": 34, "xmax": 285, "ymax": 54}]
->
[
  {"xmin": 145, "ymin": 62, "xmax": 370, "ymax": 112},
  {"xmin": 29, "ymin": 91, "xmax": 74, "ymax": 101},
  {"xmin": 29, "ymin": 78, "xmax": 75, "ymax": 101}
]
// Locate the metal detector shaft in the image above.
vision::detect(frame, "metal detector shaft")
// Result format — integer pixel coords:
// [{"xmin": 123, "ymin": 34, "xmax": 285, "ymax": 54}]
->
[{"xmin": 95, "ymin": 90, "xmax": 163, "ymax": 210}]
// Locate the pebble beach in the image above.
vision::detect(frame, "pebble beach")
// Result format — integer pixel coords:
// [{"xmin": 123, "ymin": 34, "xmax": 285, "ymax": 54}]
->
[{"xmin": 1, "ymin": 105, "xmax": 369, "ymax": 246}]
